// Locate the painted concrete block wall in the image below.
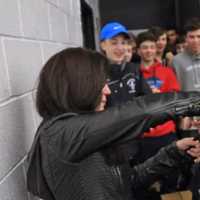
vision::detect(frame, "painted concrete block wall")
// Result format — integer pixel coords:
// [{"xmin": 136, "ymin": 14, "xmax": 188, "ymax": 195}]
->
[{"xmin": 0, "ymin": 0, "xmax": 99, "ymax": 199}]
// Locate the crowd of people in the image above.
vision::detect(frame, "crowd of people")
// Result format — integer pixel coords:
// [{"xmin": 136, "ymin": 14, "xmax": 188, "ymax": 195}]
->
[{"xmin": 26, "ymin": 17, "xmax": 200, "ymax": 200}]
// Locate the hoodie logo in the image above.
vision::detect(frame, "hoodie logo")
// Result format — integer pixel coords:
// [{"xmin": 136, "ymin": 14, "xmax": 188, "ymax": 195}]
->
[
  {"xmin": 127, "ymin": 78, "xmax": 136, "ymax": 93},
  {"xmin": 146, "ymin": 77, "xmax": 163, "ymax": 89}
]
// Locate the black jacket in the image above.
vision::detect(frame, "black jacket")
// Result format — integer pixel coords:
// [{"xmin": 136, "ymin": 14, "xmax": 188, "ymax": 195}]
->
[
  {"xmin": 107, "ymin": 62, "xmax": 151, "ymax": 107},
  {"xmin": 27, "ymin": 92, "xmax": 199, "ymax": 200}
]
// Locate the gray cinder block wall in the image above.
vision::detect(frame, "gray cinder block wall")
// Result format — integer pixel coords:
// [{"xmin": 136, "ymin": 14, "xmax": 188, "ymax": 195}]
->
[{"xmin": 0, "ymin": 0, "xmax": 99, "ymax": 199}]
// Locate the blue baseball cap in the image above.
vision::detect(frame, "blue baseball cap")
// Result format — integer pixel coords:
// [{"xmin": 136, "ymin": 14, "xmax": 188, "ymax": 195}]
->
[{"xmin": 100, "ymin": 22, "xmax": 129, "ymax": 41}]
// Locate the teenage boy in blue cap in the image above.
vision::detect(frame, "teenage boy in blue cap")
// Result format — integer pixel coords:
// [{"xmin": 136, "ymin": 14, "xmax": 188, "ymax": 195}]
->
[
  {"xmin": 100, "ymin": 22, "xmax": 130, "ymax": 64},
  {"xmin": 100, "ymin": 22, "xmax": 151, "ymax": 107}
]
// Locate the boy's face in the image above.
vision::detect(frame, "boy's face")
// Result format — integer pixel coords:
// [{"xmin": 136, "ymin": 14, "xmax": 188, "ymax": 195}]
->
[
  {"xmin": 124, "ymin": 44, "xmax": 133, "ymax": 62},
  {"xmin": 167, "ymin": 30, "xmax": 178, "ymax": 44},
  {"xmin": 186, "ymin": 29, "xmax": 200, "ymax": 55},
  {"xmin": 156, "ymin": 33, "xmax": 167, "ymax": 54},
  {"xmin": 138, "ymin": 40, "xmax": 156, "ymax": 63},
  {"xmin": 100, "ymin": 34, "xmax": 128, "ymax": 64},
  {"xmin": 176, "ymin": 43, "xmax": 186, "ymax": 54}
]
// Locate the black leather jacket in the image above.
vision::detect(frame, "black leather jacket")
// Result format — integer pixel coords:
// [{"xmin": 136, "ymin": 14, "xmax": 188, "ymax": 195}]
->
[{"xmin": 27, "ymin": 92, "xmax": 200, "ymax": 200}]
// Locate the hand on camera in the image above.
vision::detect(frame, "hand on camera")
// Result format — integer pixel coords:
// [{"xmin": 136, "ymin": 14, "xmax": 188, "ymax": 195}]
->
[{"xmin": 176, "ymin": 137, "xmax": 200, "ymax": 163}]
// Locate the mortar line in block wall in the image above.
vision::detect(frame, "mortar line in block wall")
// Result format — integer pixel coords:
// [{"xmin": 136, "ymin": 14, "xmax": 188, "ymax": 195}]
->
[
  {"xmin": 1, "ymin": 35, "xmax": 72, "ymax": 49},
  {"xmin": 0, "ymin": 91, "xmax": 34, "ymax": 108},
  {"xmin": 39, "ymin": 42, "xmax": 45, "ymax": 65},
  {"xmin": 0, "ymin": 156, "xmax": 27, "ymax": 185},
  {"xmin": 0, "ymin": 34, "xmax": 53, "ymax": 44},
  {"xmin": 17, "ymin": 0, "xmax": 25, "ymax": 37},
  {"xmin": 47, "ymin": 3, "xmax": 53, "ymax": 41},
  {"xmin": 1, "ymin": 38, "xmax": 12, "ymax": 97}
]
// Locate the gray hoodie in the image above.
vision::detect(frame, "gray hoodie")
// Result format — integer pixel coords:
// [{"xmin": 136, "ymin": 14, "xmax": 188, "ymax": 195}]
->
[{"xmin": 172, "ymin": 50, "xmax": 200, "ymax": 91}]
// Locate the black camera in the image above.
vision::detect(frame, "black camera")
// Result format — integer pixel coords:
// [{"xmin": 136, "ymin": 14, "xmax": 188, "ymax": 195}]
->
[
  {"xmin": 194, "ymin": 134, "xmax": 200, "ymax": 142},
  {"xmin": 177, "ymin": 129, "xmax": 199, "ymax": 140}
]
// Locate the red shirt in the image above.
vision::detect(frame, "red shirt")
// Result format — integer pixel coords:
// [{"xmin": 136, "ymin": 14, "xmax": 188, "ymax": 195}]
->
[{"xmin": 141, "ymin": 62, "xmax": 180, "ymax": 137}]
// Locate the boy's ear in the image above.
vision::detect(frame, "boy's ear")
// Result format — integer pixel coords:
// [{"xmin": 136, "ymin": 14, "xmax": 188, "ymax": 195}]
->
[{"xmin": 100, "ymin": 41, "xmax": 106, "ymax": 51}]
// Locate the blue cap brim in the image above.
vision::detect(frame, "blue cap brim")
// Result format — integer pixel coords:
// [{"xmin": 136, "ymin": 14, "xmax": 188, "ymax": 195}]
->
[{"xmin": 100, "ymin": 31, "xmax": 129, "ymax": 41}]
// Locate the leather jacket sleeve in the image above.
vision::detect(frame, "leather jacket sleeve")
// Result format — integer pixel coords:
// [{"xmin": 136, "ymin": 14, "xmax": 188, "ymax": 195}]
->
[
  {"xmin": 44, "ymin": 91, "xmax": 200, "ymax": 162},
  {"xmin": 131, "ymin": 142, "xmax": 193, "ymax": 190}
]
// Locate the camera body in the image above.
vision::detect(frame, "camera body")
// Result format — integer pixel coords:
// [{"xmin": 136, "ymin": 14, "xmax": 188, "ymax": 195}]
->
[
  {"xmin": 177, "ymin": 129, "xmax": 200, "ymax": 140},
  {"xmin": 194, "ymin": 134, "xmax": 200, "ymax": 142}
]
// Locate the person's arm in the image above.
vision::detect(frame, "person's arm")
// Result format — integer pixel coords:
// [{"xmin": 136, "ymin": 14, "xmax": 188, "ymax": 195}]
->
[
  {"xmin": 51, "ymin": 92, "xmax": 200, "ymax": 162},
  {"xmin": 131, "ymin": 138, "xmax": 200, "ymax": 189},
  {"xmin": 165, "ymin": 51, "xmax": 174, "ymax": 67},
  {"xmin": 171, "ymin": 57, "xmax": 182, "ymax": 85}
]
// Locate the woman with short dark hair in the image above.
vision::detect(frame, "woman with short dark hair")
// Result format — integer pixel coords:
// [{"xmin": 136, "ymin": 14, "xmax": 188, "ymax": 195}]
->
[
  {"xmin": 27, "ymin": 47, "xmax": 200, "ymax": 200},
  {"xmin": 36, "ymin": 47, "xmax": 108, "ymax": 117}
]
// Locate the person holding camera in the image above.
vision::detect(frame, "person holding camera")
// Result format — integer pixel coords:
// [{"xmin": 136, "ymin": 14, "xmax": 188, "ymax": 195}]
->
[{"xmin": 27, "ymin": 47, "xmax": 200, "ymax": 200}]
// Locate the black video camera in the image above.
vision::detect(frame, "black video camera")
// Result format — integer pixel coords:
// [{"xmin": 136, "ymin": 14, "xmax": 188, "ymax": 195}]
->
[{"xmin": 194, "ymin": 134, "xmax": 200, "ymax": 142}]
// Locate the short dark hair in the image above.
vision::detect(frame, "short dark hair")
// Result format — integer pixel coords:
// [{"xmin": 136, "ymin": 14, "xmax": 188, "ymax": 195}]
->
[
  {"xmin": 36, "ymin": 47, "xmax": 109, "ymax": 119},
  {"xmin": 149, "ymin": 26, "xmax": 166, "ymax": 40},
  {"xmin": 184, "ymin": 18, "xmax": 200, "ymax": 34},
  {"xmin": 166, "ymin": 26, "xmax": 177, "ymax": 32},
  {"xmin": 127, "ymin": 32, "xmax": 136, "ymax": 43},
  {"xmin": 136, "ymin": 31, "xmax": 156, "ymax": 47},
  {"xmin": 176, "ymin": 35, "xmax": 186, "ymax": 45}
]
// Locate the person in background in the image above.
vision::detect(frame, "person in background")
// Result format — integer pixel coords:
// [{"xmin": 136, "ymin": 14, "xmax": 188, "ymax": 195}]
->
[
  {"xmin": 99, "ymin": 22, "xmax": 151, "ymax": 107},
  {"xmin": 167, "ymin": 28, "xmax": 178, "ymax": 44},
  {"xmin": 172, "ymin": 18, "xmax": 200, "ymax": 200},
  {"xmin": 124, "ymin": 32, "xmax": 137, "ymax": 63},
  {"xmin": 99, "ymin": 22, "xmax": 151, "ymax": 189},
  {"xmin": 166, "ymin": 27, "xmax": 179, "ymax": 55},
  {"xmin": 126, "ymin": 31, "xmax": 141, "ymax": 63},
  {"xmin": 100, "ymin": 22, "xmax": 129, "ymax": 65},
  {"xmin": 137, "ymin": 31, "xmax": 180, "ymax": 94},
  {"xmin": 136, "ymin": 31, "xmax": 183, "ymax": 197},
  {"xmin": 149, "ymin": 26, "xmax": 169, "ymax": 65},
  {"xmin": 172, "ymin": 18, "xmax": 200, "ymax": 92},
  {"xmin": 175, "ymin": 35, "xmax": 187, "ymax": 54},
  {"xmin": 27, "ymin": 47, "xmax": 200, "ymax": 200}
]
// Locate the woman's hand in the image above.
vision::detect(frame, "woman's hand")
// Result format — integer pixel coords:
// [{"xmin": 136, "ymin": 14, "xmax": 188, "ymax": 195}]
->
[
  {"xmin": 176, "ymin": 137, "xmax": 200, "ymax": 163},
  {"xmin": 191, "ymin": 117, "xmax": 200, "ymax": 132},
  {"xmin": 179, "ymin": 117, "xmax": 192, "ymax": 130}
]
